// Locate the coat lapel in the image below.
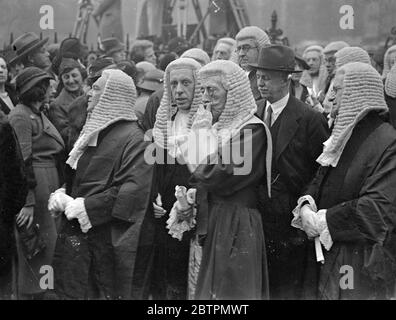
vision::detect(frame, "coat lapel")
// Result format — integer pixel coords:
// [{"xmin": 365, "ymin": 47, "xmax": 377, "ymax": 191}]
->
[
  {"xmin": 41, "ymin": 113, "xmax": 65, "ymax": 148},
  {"xmin": 275, "ymin": 96, "xmax": 303, "ymax": 161}
]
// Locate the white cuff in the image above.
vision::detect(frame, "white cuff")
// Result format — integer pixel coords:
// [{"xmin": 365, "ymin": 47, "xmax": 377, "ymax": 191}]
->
[
  {"xmin": 291, "ymin": 195, "xmax": 317, "ymax": 230},
  {"xmin": 316, "ymin": 209, "xmax": 333, "ymax": 251}
]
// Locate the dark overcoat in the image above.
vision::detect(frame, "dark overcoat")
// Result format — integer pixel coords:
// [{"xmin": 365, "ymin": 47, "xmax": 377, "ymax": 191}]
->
[
  {"xmin": 53, "ymin": 120, "xmax": 155, "ymax": 300},
  {"xmin": 304, "ymin": 112, "xmax": 396, "ymax": 299}
]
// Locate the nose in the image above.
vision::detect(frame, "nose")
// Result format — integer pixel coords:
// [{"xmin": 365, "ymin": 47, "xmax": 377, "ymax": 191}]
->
[{"xmin": 176, "ymin": 82, "xmax": 183, "ymax": 94}]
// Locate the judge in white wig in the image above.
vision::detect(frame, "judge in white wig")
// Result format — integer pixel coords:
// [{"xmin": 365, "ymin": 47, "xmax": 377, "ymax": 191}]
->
[
  {"xmin": 188, "ymin": 60, "xmax": 272, "ymax": 300},
  {"xmin": 50, "ymin": 69, "xmax": 155, "ymax": 299}
]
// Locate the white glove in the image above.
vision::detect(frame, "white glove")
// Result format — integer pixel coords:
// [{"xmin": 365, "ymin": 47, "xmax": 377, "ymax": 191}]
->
[
  {"xmin": 48, "ymin": 188, "xmax": 74, "ymax": 213},
  {"xmin": 64, "ymin": 198, "xmax": 92, "ymax": 233},
  {"xmin": 300, "ymin": 205, "xmax": 320, "ymax": 238}
]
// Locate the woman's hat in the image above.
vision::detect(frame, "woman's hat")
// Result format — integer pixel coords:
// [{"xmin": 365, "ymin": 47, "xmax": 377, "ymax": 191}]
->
[
  {"xmin": 10, "ymin": 32, "xmax": 49, "ymax": 66},
  {"xmin": 136, "ymin": 69, "xmax": 164, "ymax": 92},
  {"xmin": 16, "ymin": 67, "xmax": 53, "ymax": 95}
]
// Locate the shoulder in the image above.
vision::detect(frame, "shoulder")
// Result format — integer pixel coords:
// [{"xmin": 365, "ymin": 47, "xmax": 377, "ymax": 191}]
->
[{"xmin": 8, "ymin": 104, "xmax": 32, "ymax": 121}]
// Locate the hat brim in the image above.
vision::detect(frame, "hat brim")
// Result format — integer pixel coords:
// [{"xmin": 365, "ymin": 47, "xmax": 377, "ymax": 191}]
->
[
  {"xmin": 9, "ymin": 37, "xmax": 49, "ymax": 66},
  {"xmin": 137, "ymin": 80, "xmax": 163, "ymax": 92},
  {"xmin": 295, "ymin": 55, "xmax": 310, "ymax": 70},
  {"xmin": 106, "ymin": 45, "xmax": 125, "ymax": 56},
  {"xmin": 248, "ymin": 63, "xmax": 302, "ymax": 73},
  {"xmin": 19, "ymin": 73, "xmax": 53, "ymax": 95}
]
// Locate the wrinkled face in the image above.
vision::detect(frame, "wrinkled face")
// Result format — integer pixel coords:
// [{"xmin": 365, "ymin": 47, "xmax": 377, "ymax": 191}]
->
[
  {"xmin": 201, "ymin": 75, "xmax": 227, "ymax": 123},
  {"xmin": 144, "ymin": 47, "xmax": 157, "ymax": 66},
  {"xmin": 329, "ymin": 68, "xmax": 345, "ymax": 118},
  {"xmin": 61, "ymin": 68, "xmax": 83, "ymax": 93},
  {"xmin": 112, "ymin": 50, "xmax": 126, "ymax": 63},
  {"xmin": 30, "ymin": 46, "xmax": 51, "ymax": 69},
  {"xmin": 324, "ymin": 51, "xmax": 337, "ymax": 76},
  {"xmin": 257, "ymin": 69, "xmax": 288, "ymax": 103},
  {"xmin": 87, "ymin": 73, "xmax": 108, "ymax": 113},
  {"xmin": 304, "ymin": 50, "xmax": 321, "ymax": 75},
  {"xmin": 213, "ymin": 43, "xmax": 232, "ymax": 61},
  {"xmin": 0, "ymin": 58, "xmax": 8, "ymax": 84},
  {"xmin": 169, "ymin": 68, "xmax": 195, "ymax": 111},
  {"xmin": 236, "ymin": 38, "xmax": 259, "ymax": 71}
]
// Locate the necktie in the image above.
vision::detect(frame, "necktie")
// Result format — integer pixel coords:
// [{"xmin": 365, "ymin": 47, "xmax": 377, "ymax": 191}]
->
[{"xmin": 265, "ymin": 104, "xmax": 273, "ymax": 128}]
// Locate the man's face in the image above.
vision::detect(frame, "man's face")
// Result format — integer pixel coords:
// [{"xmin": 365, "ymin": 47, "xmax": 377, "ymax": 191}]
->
[
  {"xmin": 0, "ymin": 58, "xmax": 8, "ymax": 84},
  {"xmin": 61, "ymin": 68, "xmax": 84, "ymax": 93},
  {"xmin": 236, "ymin": 38, "xmax": 259, "ymax": 71},
  {"xmin": 144, "ymin": 47, "xmax": 157, "ymax": 66},
  {"xmin": 324, "ymin": 51, "xmax": 337, "ymax": 76},
  {"xmin": 213, "ymin": 43, "xmax": 232, "ymax": 61},
  {"xmin": 304, "ymin": 50, "xmax": 321, "ymax": 76},
  {"xmin": 30, "ymin": 46, "xmax": 51, "ymax": 69},
  {"xmin": 257, "ymin": 69, "xmax": 288, "ymax": 103},
  {"xmin": 87, "ymin": 74, "xmax": 108, "ymax": 113},
  {"xmin": 329, "ymin": 69, "xmax": 345, "ymax": 119},
  {"xmin": 112, "ymin": 50, "xmax": 126, "ymax": 63},
  {"xmin": 169, "ymin": 68, "xmax": 195, "ymax": 111},
  {"xmin": 201, "ymin": 75, "xmax": 227, "ymax": 123}
]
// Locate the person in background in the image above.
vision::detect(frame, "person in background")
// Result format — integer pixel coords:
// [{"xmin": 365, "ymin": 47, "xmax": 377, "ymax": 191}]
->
[
  {"xmin": 181, "ymin": 48, "xmax": 211, "ymax": 67},
  {"xmin": 9, "ymin": 33, "xmax": 51, "ymax": 77},
  {"xmin": 158, "ymin": 52, "xmax": 178, "ymax": 71},
  {"xmin": 235, "ymin": 26, "xmax": 271, "ymax": 101},
  {"xmin": 130, "ymin": 40, "xmax": 157, "ymax": 66},
  {"xmin": 382, "ymin": 45, "xmax": 396, "ymax": 80},
  {"xmin": 100, "ymin": 37, "xmax": 126, "ymax": 64},
  {"xmin": 48, "ymin": 58, "xmax": 86, "ymax": 145},
  {"xmin": 300, "ymin": 45, "xmax": 328, "ymax": 111},
  {"xmin": 0, "ymin": 112, "xmax": 27, "ymax": 299},
  {"xmin": 211, "ymin": 37, "xmax": 237, "ymax": 61},
  {"xmin": 0, "ymin": 55, "xmax": 18, "ymax": 115},
  {"xmin": 385, "ymin": 64, "xmax": 396, "ymax": 128},
  {"xmin": 8, "ymin": 67, "xmax": 64, "ymax": 300},
  {"xmin": 135, "ymin": 68, "xmax": 164, "ymax": 120},
  {"xmin": 290, "ymin": 54, "xmax": 310, "ymax": 103}
]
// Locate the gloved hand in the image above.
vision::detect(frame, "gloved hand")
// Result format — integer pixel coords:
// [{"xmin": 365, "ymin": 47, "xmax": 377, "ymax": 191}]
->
[
  {"xmin": 48, "ymin": 188, "xmax": 74, "ymax": 213},
  {"xmin": 64, "ymin": 198, "xmax": 92, "ymax": 233},
  {"xmin": 300, "ymin": 205, "xmax": 320, "ymax": 238}
]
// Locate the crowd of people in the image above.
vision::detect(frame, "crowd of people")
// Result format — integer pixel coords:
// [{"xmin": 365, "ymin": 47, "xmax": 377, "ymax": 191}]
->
[{"xmin": 1, "ymin": 25, "xmax": 396, "ymax": 300}]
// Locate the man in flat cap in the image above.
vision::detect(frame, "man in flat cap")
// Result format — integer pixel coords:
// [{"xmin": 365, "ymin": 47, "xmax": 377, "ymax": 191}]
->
[{"xmin": 252, "ymin": 45, "xmax": 330, "ymax": 299}]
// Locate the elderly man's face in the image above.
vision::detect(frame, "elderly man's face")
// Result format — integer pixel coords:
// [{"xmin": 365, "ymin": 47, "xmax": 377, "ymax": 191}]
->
[
  {"xmin": 30, "ymin": 46, "xmax": 51, "ymax": 69},
  {"xmin": 304, "ymin": 50, "xmax": 322, "ymax": 76},
  {"xmin": 257, "ymin": 69, "xmax": 289, "ymax": 103},
  {"xmin": 213, "ymin": 43, "xmax": 232, "ymax": 61},
  {"xmin": 236, "ymin": 38, "xmax": 259, "ymax": 71},
  {"xmin": 170, "ymin": 68, "xmax": 195, "ymax": 111},
  {"xmin": 329, "ymin": 68, "xmax": 345, "ymax": 119},
  {"xmin": 87, "ymin": 74, "xmax": 108, "ymax": 113},
  {"xmin": 201, "ymin": 75, "xmax": 227, "ymax": 123},
  {"xmin": 324, "ymin": 52, "xmax": 337, "ymax": 76}
]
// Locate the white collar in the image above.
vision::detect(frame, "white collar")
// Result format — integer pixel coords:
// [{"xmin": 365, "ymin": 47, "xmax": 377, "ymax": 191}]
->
[{"xmin": 266, "ymin": 93, "xmax": 290, "ymax": 115}]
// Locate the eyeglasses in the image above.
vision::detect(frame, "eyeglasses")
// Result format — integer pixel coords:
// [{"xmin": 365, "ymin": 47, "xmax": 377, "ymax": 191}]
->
[{"xmin": 235, "ymin": 45, "xmax": 258, "ymax": 53}]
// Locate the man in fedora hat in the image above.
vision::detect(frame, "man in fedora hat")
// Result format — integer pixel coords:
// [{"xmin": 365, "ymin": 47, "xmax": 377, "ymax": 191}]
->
[
  {"xmin": 10, "ymin": 32, "xmax": 51, "ymax": 77},
  {"xmin": 252, "ymin": 45, "xmax": 329, "ymax": 299},
  {"xmin": 101, "ymin": 37, "xmax": 126, "ymax": 64}
]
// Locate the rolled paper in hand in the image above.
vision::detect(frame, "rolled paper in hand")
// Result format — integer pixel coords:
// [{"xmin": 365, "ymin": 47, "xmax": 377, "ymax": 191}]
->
[
  {"xmin": 175, "ymin": 186, "xmax": 189, "ymax": 209},
  {"xmin": 315, "ymin": 237, "xmax": 324, "ymax": 264}
]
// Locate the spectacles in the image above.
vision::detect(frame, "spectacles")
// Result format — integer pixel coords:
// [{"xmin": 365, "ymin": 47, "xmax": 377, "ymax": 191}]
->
[{"xmin": 236, "ymin": 45, "xmax": 258, "ymax": 53}]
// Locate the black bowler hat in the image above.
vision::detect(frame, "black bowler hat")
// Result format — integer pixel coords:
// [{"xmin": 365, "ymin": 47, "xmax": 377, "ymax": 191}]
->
[{"xmin": 249, "ymin": 45, "xmax": 301, "ymax": 73}]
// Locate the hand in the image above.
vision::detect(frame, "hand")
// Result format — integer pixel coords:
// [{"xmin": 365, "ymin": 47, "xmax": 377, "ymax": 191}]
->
[
  {"xmin": 17, "ymin": 206, "xmax": 34, "ymax": 228},
  {"xmin": 64, "ymin": 198, "xmax": 86, "ymax": 221},
  {"xmin": 300, "ymin": 205, "xmax": 320, "ymax": 238},
  {"xmin": 48, "ymin": 191, "xmax": 73, "ymax": 213},
  {"xmin": 176, "ymin": 205, "xmax": 194, "ymax": 221},
  {"xmin": 153, "ymin": 194, "xmax": 166, "ymax": 219}
]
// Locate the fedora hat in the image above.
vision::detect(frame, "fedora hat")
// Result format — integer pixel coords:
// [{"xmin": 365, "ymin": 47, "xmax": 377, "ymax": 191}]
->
[
  {"xmin": 100, "ymin": 37, "xmax": 125, "ymax": 56},
  {"xmin": 136, "ymin": 69, "xmax": 164, "ymax": 92},
  {"xmin": 16, "ymin": 67, "xmax": 53, "ymax": 95},
  {"xmin": 10, "ymin": 32, "xmax": 49, "ymax": 66},
  {"xmin": 249, "ymin": 45, "xmax": 301, "ymax": 73}
]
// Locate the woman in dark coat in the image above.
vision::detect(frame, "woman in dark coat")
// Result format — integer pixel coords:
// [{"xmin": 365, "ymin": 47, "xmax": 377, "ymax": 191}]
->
[
  {"xmin": 294, "ymin": 62, "xmax": 396, "ymax": 300},
  {"xmin": 187, "ymin": 60, "xmax": 272, "ymax": 300},
  {"xmin": 0, "ymin": 112, "xmax": 28, "ymax": 299},
  {"xmin": 48, "ymin": 58, "xmax": 85, "ymax": 145},
  {"xmin": 50, "ymin": 69, "xmax": 154, "ymax": 300},
  {"xmin": 8, "ymin": 67, "xmax": 65, "ymax": 299}
]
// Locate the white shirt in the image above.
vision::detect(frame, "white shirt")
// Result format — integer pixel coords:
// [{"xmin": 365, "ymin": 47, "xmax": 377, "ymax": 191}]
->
[{"xmin": 265, "ymin": 93, "xmax": 290, "ymax": 126}]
